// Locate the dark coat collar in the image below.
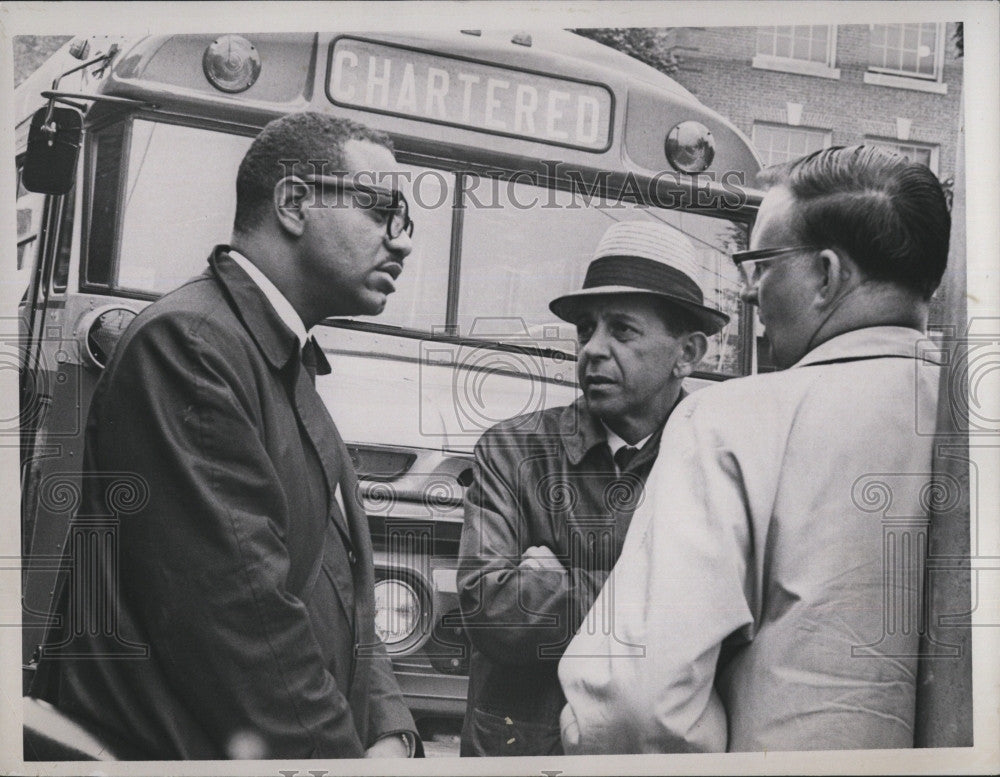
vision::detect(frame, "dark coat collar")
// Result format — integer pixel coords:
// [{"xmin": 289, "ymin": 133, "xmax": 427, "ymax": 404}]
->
[{"xmin": 209, "ymin": 245, "xmax": 300, "ymax": 372}]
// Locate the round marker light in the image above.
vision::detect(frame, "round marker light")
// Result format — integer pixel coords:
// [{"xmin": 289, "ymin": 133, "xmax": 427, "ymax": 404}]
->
[
  {"xmin": 203, "ymin": 35, "xmax": 261, "ymax": 93},
  {"xmin": 76, "ymin": 306, "xmax": 138, "ymax": 370},
  {"xmin": 665, "ymin": 120, "xmax": 716, "ymax": 173},
  {"xmin": 374, "ymin": 579, "xmax": 421, "ymax": 646}
]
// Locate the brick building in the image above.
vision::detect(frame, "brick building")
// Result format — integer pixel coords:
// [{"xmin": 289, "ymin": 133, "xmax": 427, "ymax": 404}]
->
[
  {"xmin": 662, "ymin": 23, "xmax": 963, "ymax": 356},
  {"xmin": 669, "ymin": 23, "xmax": 963, "ymax": 184}
]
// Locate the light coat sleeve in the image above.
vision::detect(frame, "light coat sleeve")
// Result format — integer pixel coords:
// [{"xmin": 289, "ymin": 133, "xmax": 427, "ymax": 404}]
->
[{"xmin": 558, "ymin": 400, "xmax": 759, "ymax": 754}]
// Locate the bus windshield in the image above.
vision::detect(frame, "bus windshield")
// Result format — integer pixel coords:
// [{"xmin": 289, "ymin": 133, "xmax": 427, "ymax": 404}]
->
[{"xmin": 95, "ymin": 117, "xmax": 747, "ymax": 375}]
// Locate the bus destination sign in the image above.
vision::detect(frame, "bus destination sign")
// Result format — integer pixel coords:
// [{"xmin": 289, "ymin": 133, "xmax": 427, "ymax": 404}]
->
[{"xmin": 328, "ymin": 38, "xmax": 613, "ymax": 152}]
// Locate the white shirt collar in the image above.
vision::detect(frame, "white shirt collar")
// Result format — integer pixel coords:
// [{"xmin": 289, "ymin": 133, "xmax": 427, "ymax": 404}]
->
[
  {"xmin": 602, "ymin": 423, "xmax": 652, "ymax": 455},
  {"xmin": 228, "ymin": 249, "xmax": 309, "ymax": 349}
]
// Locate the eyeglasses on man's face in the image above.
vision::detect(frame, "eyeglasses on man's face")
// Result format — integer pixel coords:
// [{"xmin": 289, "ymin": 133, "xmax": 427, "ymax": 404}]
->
[
  {"xmin": 299, "ymin": 175, "xmax": 414, "ymax": 240},
  {"xmin": 730, "ymin": 245, "xmax": 821, "ymax": 290}
]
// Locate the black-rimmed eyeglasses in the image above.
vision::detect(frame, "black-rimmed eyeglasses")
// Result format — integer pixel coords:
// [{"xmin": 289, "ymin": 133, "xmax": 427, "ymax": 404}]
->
[
  {"xmin": 300, "ymin": 175, "xmax": 414, "ymax": 240},
  {"xmin": 730, "ymin": 245, "xmax": 820, "ymax": 289}
]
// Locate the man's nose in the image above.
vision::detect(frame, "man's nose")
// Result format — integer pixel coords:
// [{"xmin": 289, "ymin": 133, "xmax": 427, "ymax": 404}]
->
[
  {"xmin": 580, "ymin": 328, "xmax": 611, "ymax": 360},
  {"xmin": 385, "ymin": 229, "xmax": 413, "ymax": 259}
]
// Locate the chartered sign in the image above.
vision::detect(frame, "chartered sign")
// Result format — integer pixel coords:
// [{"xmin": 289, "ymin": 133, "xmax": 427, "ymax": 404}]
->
[{"xmin": 327, "ymin": 37, "xmax": 614, "ymax": 151}]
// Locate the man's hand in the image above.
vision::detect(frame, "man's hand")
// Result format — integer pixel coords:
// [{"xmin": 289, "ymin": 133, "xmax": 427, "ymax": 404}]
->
[
  {"xmin": 364, "ymin": 733, "xmax": 410, "ymax": 758},
  {"xmin": 520, "ymin": 545, "xmax": 565, "ymax": 571},
  {"xmin": 560, "ymin": 703, "xmax": 582, "ymax": 753}
]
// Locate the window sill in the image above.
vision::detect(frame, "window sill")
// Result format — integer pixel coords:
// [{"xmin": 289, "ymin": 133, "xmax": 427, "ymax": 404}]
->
[
  {"xmin": 863, "ymin": 71, "xmax": 948, "ymax": 94},
  {"xmin": 752, "ymin": 55, "xmax": 841, "ymax": 80}
]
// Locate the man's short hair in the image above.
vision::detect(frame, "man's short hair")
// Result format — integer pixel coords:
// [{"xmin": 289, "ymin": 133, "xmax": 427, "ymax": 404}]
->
[
  {"xmin": 233, "ymin": 112, "xmax": 393, "ymax": 234},
  {"xmin": 757, "ymin": 145, "xmax": 950, "ymax": 300}
]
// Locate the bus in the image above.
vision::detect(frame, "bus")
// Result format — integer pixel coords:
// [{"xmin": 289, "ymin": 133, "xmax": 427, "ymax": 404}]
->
[{"xmin": 15, "ymin": 29, "xmax": 763, "ymax": 741}]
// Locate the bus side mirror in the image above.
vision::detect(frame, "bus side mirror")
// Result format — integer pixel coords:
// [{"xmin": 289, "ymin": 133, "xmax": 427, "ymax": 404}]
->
[{"xmin": 22, "ymin": 106, "xmax": 83, "ymax": 196}]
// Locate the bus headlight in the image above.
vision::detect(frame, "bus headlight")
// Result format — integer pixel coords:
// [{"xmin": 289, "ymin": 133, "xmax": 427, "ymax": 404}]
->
[
  {"xmin": 374, "ymin": 579, "xmax": 421, "ymax": 646},
  {"xmin": 76, "ymin": 306, "xmax": 138, "ymax": 370},
  {"xmin": 664, "ymin": 120, "xmax": 715, "ymax": 173},
  {"xmin": 203, "ymin": 35, "xmax": 261, "ymax": 93}
]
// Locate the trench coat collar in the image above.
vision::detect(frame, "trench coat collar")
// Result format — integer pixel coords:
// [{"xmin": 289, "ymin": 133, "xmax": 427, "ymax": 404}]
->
[
  {"xmin": 209, "ymin": 245, "xmax": 300, "ymax": 373},
  {"xmin": 559, "ymin": 390, "xmax": 686, "ymax": 466},
  {"xmin": 794, "ymin": 326, "xmax": 939, "ymax": 368}
]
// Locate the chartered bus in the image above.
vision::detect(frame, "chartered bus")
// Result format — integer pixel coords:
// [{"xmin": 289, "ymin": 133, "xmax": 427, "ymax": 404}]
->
[{"xmin": 15, "ymin": 29, "xmax": 763, "ymax": 739}]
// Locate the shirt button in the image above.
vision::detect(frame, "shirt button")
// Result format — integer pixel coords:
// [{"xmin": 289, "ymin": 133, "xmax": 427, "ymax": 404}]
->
[{"xmin": 348, "ymin": 550, "xmax": 357, "ymax": 565}]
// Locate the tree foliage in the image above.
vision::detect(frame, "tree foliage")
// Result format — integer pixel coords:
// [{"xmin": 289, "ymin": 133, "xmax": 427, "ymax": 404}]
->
[
  {"xmin": 572, "ymin": 28, "xmax": 680, "ymax": 75},
  {"xmin": 13, "ymin": 35, "xmax": 73, "ymax": 87}
]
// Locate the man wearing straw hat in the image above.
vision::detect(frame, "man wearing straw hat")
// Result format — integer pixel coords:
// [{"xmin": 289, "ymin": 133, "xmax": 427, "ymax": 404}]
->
[
  {"xmin": 559, "ymin": 146, "xmax": 950, "ymax": 753},
  {"xmin": 457, "ymin": 220, "xmax": 728, "ymax": 756}
]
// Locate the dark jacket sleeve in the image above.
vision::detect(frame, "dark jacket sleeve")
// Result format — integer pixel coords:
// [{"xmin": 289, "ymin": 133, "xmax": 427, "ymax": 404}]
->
[
  {"xmin": 103, "ymin": 313, "xmax": 365, "ymax": 758},
  {"xmin": 458, "ymin": 432, "xmax": 605, "ymax": 666},
  {"xmin": 364, "ymin": 637, "xmax": 423, "ymax": 755}
]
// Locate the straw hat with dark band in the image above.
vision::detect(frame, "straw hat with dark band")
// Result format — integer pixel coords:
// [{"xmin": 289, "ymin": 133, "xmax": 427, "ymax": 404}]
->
[{"xmin": 548, "ymin": 220, "xmax": 730, "ymax": 335}]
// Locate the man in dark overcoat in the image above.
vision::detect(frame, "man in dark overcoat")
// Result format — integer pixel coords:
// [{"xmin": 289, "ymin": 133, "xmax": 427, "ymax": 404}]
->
[{"xmin": 30, "ymin": 112, "xmax": 420, "ymax": 759}]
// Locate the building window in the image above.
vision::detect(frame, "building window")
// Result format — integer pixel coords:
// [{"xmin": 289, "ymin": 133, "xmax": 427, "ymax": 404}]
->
[
  {"xmin": 869, "ymin": 23, "xmax": 943, "ymax": 80},
  {"xmin": 752, "ymin": 124, "xmax": 831, "ymax": 167},
  {"xmin": 866, "ymin": 139, "xmax": 939, "ymax": 175},
  {"xmin": 753, "ymin": 26, "xmax": 840, "ymax": 79},
  {"xmin": 756, "ymin": 26, "xmax": 833, "ymax": 64}
]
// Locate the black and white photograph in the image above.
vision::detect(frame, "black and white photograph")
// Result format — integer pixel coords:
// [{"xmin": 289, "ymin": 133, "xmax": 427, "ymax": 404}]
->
[{"xmin": 2, "ymin": 1, "xmax": 998, "ymax": 775}]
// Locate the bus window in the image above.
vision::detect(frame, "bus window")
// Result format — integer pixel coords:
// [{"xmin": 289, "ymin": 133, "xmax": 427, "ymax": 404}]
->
[
  {"xmin": 457, "ymin": 177, "xmax": 747, "ymax": 376},
  {"xmin": 85, "ymin": 122, "xmax": 126, "ymax": 288},
  {"xmin": 16, "ymin": 152, "xmax": 76, "ymax": 297},
  {"xmin": 93, "ymin": 120, "xmax": 454, "ymax": 326},
  {"xmin": 117, "ymin": 121, "xmax": 252, "ymax": 293},
  {"xmin": 16, "ymin": 160, "xmax": 45, "ymax": 279},
  {"xmin": 51, "ymin": 186, "xmax": 75, "ymax": 293}
]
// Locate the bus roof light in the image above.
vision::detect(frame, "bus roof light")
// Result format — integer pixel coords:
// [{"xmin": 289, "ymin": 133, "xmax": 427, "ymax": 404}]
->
[
  {"xmin": 665, "ymin": 120, "xmax": 716, "ymax": 174},
  {"xmin": 203, "ymin": 35, "xmax": 261, "ymax": 94},
  {"xmin": 511, "ymin": 33, "xmax": 532, "ymax": 47},
  {"xmin": 68, "ymin": 39, "xmax": 91, "ymax": 61}
]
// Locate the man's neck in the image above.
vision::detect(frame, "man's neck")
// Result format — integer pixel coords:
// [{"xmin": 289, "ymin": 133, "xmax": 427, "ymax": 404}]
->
[
  {"xmin": 599, "ymin": 386, "xmax": 683, "ymax": 445},
  {"xmin": 810, "ymin": 284, "xmax": 928, "ymax": 353},
  {"xmin": 227, "ymin": 244, "xmax": 310, "ymax": 346}
]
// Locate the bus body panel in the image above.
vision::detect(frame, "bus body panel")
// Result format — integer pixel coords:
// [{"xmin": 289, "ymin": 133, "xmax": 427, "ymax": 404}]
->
[{"xmin": 94, "ymin": 32, "xmax": 761, "ymax": 183}]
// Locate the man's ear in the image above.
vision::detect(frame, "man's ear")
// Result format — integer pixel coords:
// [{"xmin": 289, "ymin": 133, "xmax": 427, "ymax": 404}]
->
[
  {"xmin": 273, "ymin": 176, "xmax": 311, "ymax": 237},
  {"xmin": 816, "ymin": 248, "xmax": 850, "ymax": 307},
  {"xmin": 673, "ymin": 331, "xmax": 709, "ymax": 378}
]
